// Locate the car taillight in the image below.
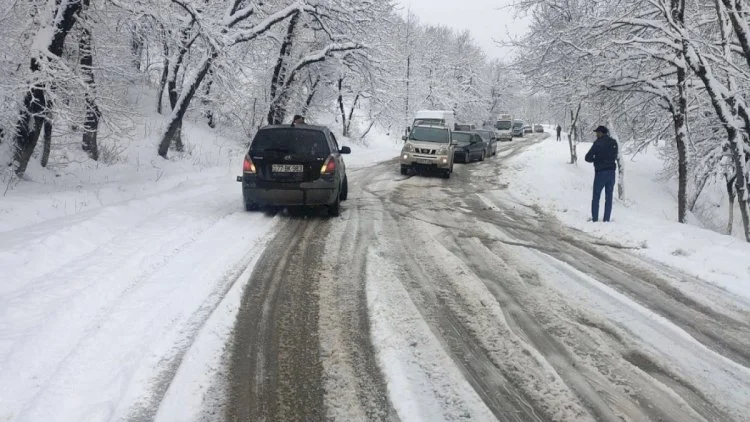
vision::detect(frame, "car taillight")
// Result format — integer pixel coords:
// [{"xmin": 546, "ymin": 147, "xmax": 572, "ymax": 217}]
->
[
  {"xmin": 243, "ymin": 156, "xmax": 256, "ymax": 173},
  {"xmin": 321, "ymin": 156, "xmax": 336, "ymax": 175}
]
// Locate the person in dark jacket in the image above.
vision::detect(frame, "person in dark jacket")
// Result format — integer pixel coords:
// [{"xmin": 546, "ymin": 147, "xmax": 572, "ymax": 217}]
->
[
  {"xmin": 585, "ymin": 126, "xmax": 618, "ymax": 222},
  {"xmin": 556, "ymin": 124, "xmax": 562, "ymax": 141}
]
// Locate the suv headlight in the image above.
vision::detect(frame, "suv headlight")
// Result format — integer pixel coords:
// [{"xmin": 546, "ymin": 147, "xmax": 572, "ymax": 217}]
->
[
  {"xmin": 403, "ymin": 143, "xmax": 415, "ymax": 153},
  {"xmin": 437, "ymin": 145, "xmax": 448, "ymax": 155}
]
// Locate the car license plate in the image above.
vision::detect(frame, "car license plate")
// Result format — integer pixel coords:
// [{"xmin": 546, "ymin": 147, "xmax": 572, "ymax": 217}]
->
[
  {"xmin": 272, "ymin": 164, "xmax": 303, "ymax": 173},
  {"xmin": 416, "ymin": 158, "xmax": 432, "ymax": 164}
]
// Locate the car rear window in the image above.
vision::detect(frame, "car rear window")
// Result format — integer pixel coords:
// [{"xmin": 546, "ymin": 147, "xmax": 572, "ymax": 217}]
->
[
  {"xmin": 250, "ymin": 129, "xmax": 330, "ymax": 158},
  {"xmin": 452, "ymin": 132, "xmax": 472, "ymax": 142},
  {"xmin": 476, "ymin": 131, "xmax": 492, "ymax": 140}
]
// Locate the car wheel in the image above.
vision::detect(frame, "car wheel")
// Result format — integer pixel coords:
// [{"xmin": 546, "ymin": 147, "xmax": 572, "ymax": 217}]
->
[
  {"xmin": 442, "ymin": 170, "xmax": 451, "ymax": 179},
  {"xmin": 480, "ymin": 151, "xmax": 485, "ymax": 161},
  {"xmin": 400, "ymin": 165, "xmax": 409, "ymax": 175},
  {"xmin": 245, "ymin": 202, "xmax": 259, "ymax": 212},
  {"xmin": 328, "ymin": 196, "xmax": 341, "ymax": 217},
  {"xmin": 340, "ymin": 177, "xmax": 348, "ymax": 201}
]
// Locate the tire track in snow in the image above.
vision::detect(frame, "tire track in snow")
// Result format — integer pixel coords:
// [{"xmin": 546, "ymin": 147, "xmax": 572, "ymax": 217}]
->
[
  {"xmin": 362, "ymin": 174, "xmax": 563, "ymax": 421},
  {"xmin": 226, "ymin": 218, "xmax": 327, "ymax": 421},
  {"xmin": 318, "ymin": 190, "xmax": 400, "ymax": 421}
]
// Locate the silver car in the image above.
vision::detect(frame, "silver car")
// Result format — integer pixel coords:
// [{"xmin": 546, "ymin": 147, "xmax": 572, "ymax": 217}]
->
[{"xmin": 401, "ymin": 125, "xmax": 455, "ymax": 178}]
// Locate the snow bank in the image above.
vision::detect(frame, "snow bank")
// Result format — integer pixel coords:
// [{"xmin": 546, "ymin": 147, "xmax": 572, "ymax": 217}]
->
[{"xmin": 504, "ymin": 136, "xmax": 750, "ymax": 301}]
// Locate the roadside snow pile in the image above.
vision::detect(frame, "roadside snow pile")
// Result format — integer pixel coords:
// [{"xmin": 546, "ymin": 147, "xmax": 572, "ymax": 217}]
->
[{"xmin": 504, "ymin": 137, "xmax": 750, "ymax": 301}]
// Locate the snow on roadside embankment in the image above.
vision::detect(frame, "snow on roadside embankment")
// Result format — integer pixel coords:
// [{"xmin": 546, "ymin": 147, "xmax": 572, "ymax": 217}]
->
[
  {"xmin": 0, "ymin": 121, "xmax": 399, "ymax": 421},
  {"xmin": 503, "ymin": 137, "xmax": 750, "ymax": 301}
]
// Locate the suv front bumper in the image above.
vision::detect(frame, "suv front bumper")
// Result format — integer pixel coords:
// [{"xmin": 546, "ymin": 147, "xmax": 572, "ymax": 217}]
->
[{"xmin": 400, "ymin": 152, "xmax": 452, "ymax": 169}]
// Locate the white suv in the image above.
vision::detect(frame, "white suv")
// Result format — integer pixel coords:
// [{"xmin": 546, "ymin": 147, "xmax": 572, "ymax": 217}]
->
[{"xmin": 400, "ymin": 125, "xmax": 455, "ymax": 178}]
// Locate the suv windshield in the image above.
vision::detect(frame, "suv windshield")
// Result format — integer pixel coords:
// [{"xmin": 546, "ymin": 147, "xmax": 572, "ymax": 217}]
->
[
  {"xmin": 409, "ymin": 126, "xmax": 449, "ymax": 143},
  {"xmin": 250, "ymin": 129, "xmax": 330, "ymax": 158},
  {"xmin": 495, "ymin": 121, "xmax": 512, "ymax": 130},
  {"xmin": 513, "ymin": 122, "xmax": 524, "ymax": 129},
  {"xmin": 452, "ymin": 132, "xmax": 472, "ymax": 143}
]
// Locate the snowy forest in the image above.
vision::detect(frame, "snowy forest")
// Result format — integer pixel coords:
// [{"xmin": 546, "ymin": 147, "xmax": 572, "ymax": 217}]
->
[
  {"xmin": 1, "ymin": 0, "xmax": 749, "ymax": 241},
  {"xmin": 514, "ymin": 0, "xmax": 750, "ymax": 241},
  {"xmin": 0, "ymin": 0, "xmax": 516, "ymax": 172}
]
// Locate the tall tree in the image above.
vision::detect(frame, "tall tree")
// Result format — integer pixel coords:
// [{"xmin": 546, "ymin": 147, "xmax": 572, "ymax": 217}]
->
[{"xmin": 11, "ymin": 0, "xmax": 83, "ymax": 176}]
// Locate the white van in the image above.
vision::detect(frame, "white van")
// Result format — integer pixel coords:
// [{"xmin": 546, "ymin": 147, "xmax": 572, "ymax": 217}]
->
[
  {"xmin": 494, "ymin": 114, "xmax": 514, "ymax": 141},
  {"xmin": 410, "ymin": 110, "xmax": 456, "ymax": 132}
]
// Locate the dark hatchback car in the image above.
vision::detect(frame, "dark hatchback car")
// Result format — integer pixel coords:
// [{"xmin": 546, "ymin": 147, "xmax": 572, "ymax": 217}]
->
[
  {"xmin": 236, "ymin": 125, "xmax": 351, "ymax": 216},
  {"xmin": 452, "ymin": 131, "xmax": 486, "ymax": 163},
  {"xmin": 473, "ymin": 129, "xmax": 497, "ymax": 157}
]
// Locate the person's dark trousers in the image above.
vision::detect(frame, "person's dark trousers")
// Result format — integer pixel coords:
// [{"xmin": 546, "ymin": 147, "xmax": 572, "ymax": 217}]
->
[{"xmin": 592, "ymin": 169, "xmax": 616, "ymax": 222}]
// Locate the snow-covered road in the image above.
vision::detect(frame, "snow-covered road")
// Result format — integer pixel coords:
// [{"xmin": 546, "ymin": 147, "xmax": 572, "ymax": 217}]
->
[
  {"xmin": 225, "ymin": 136, "xmax": 750, "ymax": 422},
  {"xmin": 3, "ymin": 136, "xmax": 750, "ymax": 421}
]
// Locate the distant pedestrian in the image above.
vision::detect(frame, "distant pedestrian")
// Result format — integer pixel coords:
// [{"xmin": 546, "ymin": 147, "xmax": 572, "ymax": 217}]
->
[
  {"xmin": 292, "ymin": 114, "xmax": 306, "ymax": 125},
  {"xmin": 585, "ymin": 125, "xmax": 619, "ymax": 222},
  {"xmin": 556, "ymin": 124, "xmax": 562, "ymax": 141}
]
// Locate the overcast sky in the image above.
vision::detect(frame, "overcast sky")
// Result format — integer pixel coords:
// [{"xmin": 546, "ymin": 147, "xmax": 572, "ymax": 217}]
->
[{"xmin": 394, "ymin": 0, "xmax": 530, "ymax": 60}]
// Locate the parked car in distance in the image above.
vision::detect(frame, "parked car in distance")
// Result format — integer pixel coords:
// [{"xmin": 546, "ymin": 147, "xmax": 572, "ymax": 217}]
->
[
  {"xmin": 534, "ymin": 124, "xmax": 544, "ymax": 133},
  {"xmin": 237, "ymin": 124, "xmax": 350, "ymax": 216},
  {"xmin": 452, "ymin": 131, "xmax": 487, "ymax": 163},
  {"xmin": 400, "ymin": 124, "xmax": 455, "ymax": 178},
  {"xmin": 512, "ymin": 120, "xmax": 525, "ymax": 137},
  {"xmin": 473, "ymin": 129, "xmax": 497, "ymax": 157},
  {"xmin": 523, "ymin": 124, "xmax": 533, "ymax": 134}
]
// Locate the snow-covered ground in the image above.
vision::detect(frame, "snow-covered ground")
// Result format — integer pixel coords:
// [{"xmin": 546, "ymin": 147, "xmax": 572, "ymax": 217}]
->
[
  {"xmin": 0, "ymin": 110, "xmax": 400, "ymax": 421},
  {"xmin": 504, "ymin": 135, "xmax": 750, "ymax": 301}
]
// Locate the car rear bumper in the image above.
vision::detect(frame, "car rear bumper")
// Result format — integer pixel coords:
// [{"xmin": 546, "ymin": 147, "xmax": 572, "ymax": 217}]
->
[
  {"xmin": 241, "ymin": 177, "xmax": 337, "ymax": 206},
  {"xmin": 453, "ymin": 150, "xmax": 470, "ymax": 162}
]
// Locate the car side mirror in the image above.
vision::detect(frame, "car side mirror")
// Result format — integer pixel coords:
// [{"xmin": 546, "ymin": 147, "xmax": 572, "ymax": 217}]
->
[
  {"xmin": 340, "ymin": 146, "xmax": 351, "ymax": 154},
  {"xmin": 236, "ymin": 176, "xmax": 242, "ymax": 182}
]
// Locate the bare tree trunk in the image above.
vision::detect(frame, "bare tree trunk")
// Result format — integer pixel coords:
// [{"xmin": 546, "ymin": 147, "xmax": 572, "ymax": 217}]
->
[
  {"xmin": 158, "ymin": 52, "xmax": 216, "ymax": 158},
  {"xmin": 130, "ymin": 22, "xmax": 143, "ymax": 70},
  {"xmin": 346, "ymin": 93, "xmax": 360, "ymax": 137},
  {"xmin": 670, "ymin": 70, "xmax": 689, "ymax": 223},
  {"xmin": 157, "ymin": 38, "xmax": 169, "ymax": 114},
  {"xmin": 80, "ymin": 1, "xmax": 99, "ymax": 161},
  {"xmin": 669, "ymin": 0, "xmax": 689, "ymax": 222},
  {"xmin": 568, "ymin": 103, "xmax": 581, "ymax": 164},
  {"xmin": 301, "ymin": 75, "xmax": 319, "ymax": 115},
  {"xmin": 337, "ymin": 77, "xmax": 347, "ymax": 135},
  {"xmin": 267, "ymin": 12, "xmax": 299, "ymax": 125},
  {"xmin": 12, "ymin": 1, "xmax": 82, "ymax": 177},
  {"xmin": 727, "ymin": 174, "xmax": 736, "ymax": 235},
  {"xmin": 41, "ymin": 116, "xmax": 52, "ymax": 168},
  {"xmin": 405, "ymin": 54, "xmax": 410, "ymax": 131},
  {"xmin": 608, "ymin": 120, "xmax": 626, "ymax": 200},
  {"xmin": 202, "ymin": 73, "xmax": 215, "ymax": 128},
  {"xmin": 164, "ymin": 26, "xmax": 198, "ymax": 152}
]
